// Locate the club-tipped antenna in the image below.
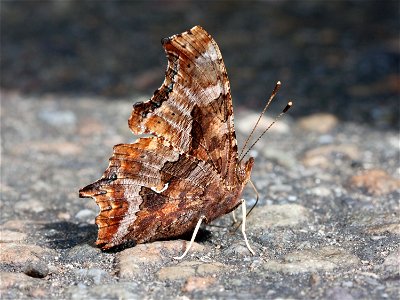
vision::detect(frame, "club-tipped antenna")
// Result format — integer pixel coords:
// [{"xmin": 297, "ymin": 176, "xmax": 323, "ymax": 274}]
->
[
  {"xmin": 239, "ymin": 101, "xmax": 293, "ymax": 162},
  {"xmin": 238, "ymin": 81, "xmax": 282, "ymax": 162}
]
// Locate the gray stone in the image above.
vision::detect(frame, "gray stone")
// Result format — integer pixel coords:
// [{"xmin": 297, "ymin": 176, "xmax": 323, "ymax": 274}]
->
[
  {"xmin": 263, "ymin": 246, "xmax": 360, "ymax": 274},
  {"xmin": 67, "ymin": 283, "xmax": 141, "ymax": 300},
  {"xmin": 39, "ymin": 108, "xmax": 76, "ymax": 127},
  {"xmin": 23, "ymin": 261, "xmax": 49, "ymax": 278},
  {"xmin": 118, "ymin": 240, "xmax": 206, "ymax": 278},
  {"xmin": 74, "ymin": 209, "xmax": 96, "ymax": 221},
  {"xmin": 14, "ymin": 199, "xmax": 45, "ymax": 213},
  {"xmin": 0, "ymin": 243, "xmax": 56, "ymax": 265},
  {"xmin": 248, "ymin": 204, "xmax": 312, "ymax": 230},
  {"xmin": 325, "ymin": 287, "xmax": 354, "ymax": 300},
  {"xmin": 74, "ymin": 268, "xmax": 110, "ymax": 285},
  {"xmin": 0, "ymin": 230, "xmax": 27, "ymax": 242}
]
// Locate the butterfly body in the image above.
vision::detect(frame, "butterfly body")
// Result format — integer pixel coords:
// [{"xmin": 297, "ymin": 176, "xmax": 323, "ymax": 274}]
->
[{"xmin": 79, "ymin": 26, "xmax": 254, "ymax": 250}]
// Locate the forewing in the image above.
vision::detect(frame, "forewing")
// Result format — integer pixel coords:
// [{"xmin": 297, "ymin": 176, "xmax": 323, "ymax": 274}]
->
[{"xmin": 128, "ymin": 26, "xmax": 238, "ymax": 185}]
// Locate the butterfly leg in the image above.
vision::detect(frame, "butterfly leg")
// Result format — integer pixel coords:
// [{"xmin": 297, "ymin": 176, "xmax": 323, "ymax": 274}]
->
[
  {"xmin": 240, "ymin": 199, "xmax": 255, "ymax": 255},
  {"xmin": 173, "ymin": 215, "xmax": 206, "ymax": 260},
  {"xmin": 231, "ymin": 210, "xmax": 237, "ymax": 223}
]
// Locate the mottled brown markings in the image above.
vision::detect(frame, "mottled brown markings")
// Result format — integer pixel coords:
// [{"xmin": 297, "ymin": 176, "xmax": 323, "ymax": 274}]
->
[
  {"xmin": 139, "ymin": 187, "xmax": 168, "ymax": 210},
  {"xmin": 79, "ymin": 26, "xmax": 255, "ymax": 250},
  {"xmin": 167, "ymin": 38, "xmax": 217, "ymax": 94},
  {"xmin": 179, "ymin": 34, "xmax": 220, "ymax": 89}
]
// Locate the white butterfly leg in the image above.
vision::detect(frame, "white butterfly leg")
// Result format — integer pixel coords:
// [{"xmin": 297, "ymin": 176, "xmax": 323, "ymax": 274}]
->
[
  {"xmin": 240, "ymin": 199, "xmax": 255, "ymax": 255},
  {"xmin": 232, "ymin": 210, "xmax": 237, "ymax": 223},
  {"xmin": 173, "ymin": 215, "xmax": 206, "ymax": 260}
]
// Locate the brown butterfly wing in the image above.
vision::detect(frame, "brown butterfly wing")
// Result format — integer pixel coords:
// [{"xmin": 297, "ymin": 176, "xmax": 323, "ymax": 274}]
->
[
  {"xmin": 79, "ymin": 137, "xmax": 231, "ymax": 249},
  {"xmin": 129, "ymin": 25, "xmax": 238, "ymax": 186},
  {"xmin": 79, "ymin": 26, "xmax": 250, "ymax": 249}
]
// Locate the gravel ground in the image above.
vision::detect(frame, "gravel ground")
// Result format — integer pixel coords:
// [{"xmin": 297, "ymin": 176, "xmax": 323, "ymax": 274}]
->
[{"xmin": 1, "ymin": 2, "xmax": 399, "ymax": 300}]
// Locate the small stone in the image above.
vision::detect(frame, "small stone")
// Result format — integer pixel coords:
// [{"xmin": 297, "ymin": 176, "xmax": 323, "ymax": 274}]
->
[
  {"xmin": 0, "ymin": 219, "xmax": 29, "ymax": 231},
  {"xmin": 158, "ymin": 265, "xmax": 196, "ymax": 281},
  {"xmin": 236, "ymin": 110, "xmax": 291, "ymax": 134},
  {"xmin": 0, "ymin": 230, "xmax": 27, "ymax": 242},
  {"xmin": 384, "ymin": 248, "xmax": 400, "ymax": 265},
  {"xmin": 24, "ymin": 261, "xmax": 49, "ymax": 278},
  {"xmin": 0, "ymin": 243, "xmax": 56, "ymax": 265},
  {"xmin": 196, "ymin": 262, "xmax": 226, "ymax": 276},
  {"xmin": 66, "ymin": 283, "xmax": 140, "ymax": 300},
  {"xmin": 14, "ymin": 199, "xmax": 45, "ymax": 213},
  {"xmin": 298, "ymin": 113, "xmax": 338, "ymax": 133},
  {"xmin": 309, "ymin": 273, "xmax": 321, "ymax": 286},
  {"xmin": 182, "ymin": 276, "xmax": 217, "ymax": 292},
  {"xmin": 39, "ymin": 108, "xmax": 76, "ymax": 127},
  {"xmin": 309, "ymin": 186, "xmax": 332, "ymax": 197},
  {"xmin": 30, "ymin": 142, "xmax": 81, "ymax": 156},
  {"xmin": 301, "ymin": 144, "xmax": 359, "ymax": 168},
  {"xmin": 118, "ymin": 240, "xmax": 205, "ymax": 278},
  {"xmin": 248, "ymin": 204, "xmax": 311, "ymax": 230},
  {"xmin": 223, "ymin": 244, "xmax": 253, "ymax": 256},
  {"xmin": 349, "ymin": 169, "xmax": 400, "ymax": 195},
  {"xmin": 262, "ymin": 148, "xmax": 298, "ymax": 169},
  {"xmin": 75, "ymin": 209, "xmax": 96, "ymax": 221},
  {"xmin": 157, "ymin": 261, "xmax": 226, "ymax": 281},
  {"xmin": 366, "ymin": 223, "xmax": 400, "ymax": 235},
  {"xmin": 325, "ymin": 287, "xmax": 354, "ymax": 300},
  {"xmin": 263, "ymin": 246, "xmax": 360, "ymax": 274},
  {"xmin": 350, "ymin": 212, "xmax": 400, "ymax": 235},
  {"xmin": 0, "ymin": 271, "xmax": 45, "ymax": 290},
  {"xmin": 57, "ymin": 212, "xmax": 71, "ymax": 220},
  {"xmin": 74, "ymin": 268, "xmax": 110, "ymax": 285}
]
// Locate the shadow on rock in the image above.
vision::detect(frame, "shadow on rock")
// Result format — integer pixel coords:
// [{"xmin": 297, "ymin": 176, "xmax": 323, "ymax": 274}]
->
[{"xmin": 41, "ymin": 222, "xmax": 97, "ymax": 249}]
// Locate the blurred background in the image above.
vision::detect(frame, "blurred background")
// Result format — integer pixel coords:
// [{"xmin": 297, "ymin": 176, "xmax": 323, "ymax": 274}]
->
[{"xmin": 1, "ymin": 0, "xmax": 399, "ymax": 128}]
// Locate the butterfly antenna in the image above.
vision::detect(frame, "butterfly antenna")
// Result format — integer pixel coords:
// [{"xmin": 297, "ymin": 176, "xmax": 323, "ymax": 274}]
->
[
  {"xmin": 238, "ymin": 81, "xmax": 281, "ymax": 162},
  {"xmin": 239, "ymin": 101, "xmax": 293, "ymax": 161}
]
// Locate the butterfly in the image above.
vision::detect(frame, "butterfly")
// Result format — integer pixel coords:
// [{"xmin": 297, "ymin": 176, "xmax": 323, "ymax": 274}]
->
[{"xmin": 79, "ymin": 25, "xmax": 291, "ymax": 258}]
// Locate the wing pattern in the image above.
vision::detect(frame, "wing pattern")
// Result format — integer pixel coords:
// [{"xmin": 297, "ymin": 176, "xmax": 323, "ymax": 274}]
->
[{"xmin": 79, "ymin": 26, "xmax": 253, "ymax": 249}]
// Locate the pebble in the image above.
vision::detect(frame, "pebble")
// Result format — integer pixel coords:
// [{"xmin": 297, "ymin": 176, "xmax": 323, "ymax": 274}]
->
[
  {"xmin": 182, "ymin": 276, "xmax": 217, "ymax": 292},
  {"xmin": 298, "ymin": 113, "xmax": 338, "ymax": 133},
  {"xmin": 223, "ymin": 244, "xmax": 253, "ymax": 256},
  {"xmin": 301, "ymin": 144, "xmax": 359, "ymax": 168},
  {"xmin": 262, "ymin": 148, "xmax": 298, "ymax": 169},
  {"xmin": 117, "ymin": 240, "xmax": 206, "ymax": 278},
  {"xmin": 158, "ymin": 264, "xmax": 196, "ymax": 281},
  {"xmin": 14, "ymin": 199, "xmax": 46, "ymax": 213},
  {"xmin": 74, "ymin": 268, "xmax": 110, "ymax": 285},
  {"xmin": 247, "ymin": 204, "xmax": 311, "ymax": 230},
  {"xmin": 23, "ymin": 261, "xmax": 49, "ymax": 278},
  {"xmin": 263, "ymin": 246, "xmax": 360, "ymax": 274},
  {"xmin": 0, "ymin": 272, "xmax": 47, "ymax": 297},
  {"xmin": 235, "ymin": 111, "xmax": 291, "ymax": 134},
  {"xmin": 309, "ymin": 186, "xmax": 332, "ymax": 197},
  {"xmin": 39, "ymin": 108, "xmax": 76, "ymax": 127},
  {"xmin": 349, "ymin": 169, "xmax": 400, "ymax": 195},
  {"xmin": 67, "ymin": 283, "xmax": 141, "ymax": 300},
  {"xmin": 74, "ymin": 209, "xmax": 96, "ymax": 221},
  {"xmin": 325, "ymin": 287, "xmax": 354, "ymax": 300},
  {"xmin": 0, "ymin": 243, "xmax": 56, "ymax": 265},
  {"xmin": 0, "ymin": 230, "xmax": 27, "ymax": 242},
  {"xmin": 350, "ymin": 212, "xmax": 400, "ymax": 235},
  {"xmin": 158, "ymin": 261, "xmax": 226, "ymax": 281},
  {"xmin": 380, "ymin": 247, "xmax": 400, "ymax": 274}
]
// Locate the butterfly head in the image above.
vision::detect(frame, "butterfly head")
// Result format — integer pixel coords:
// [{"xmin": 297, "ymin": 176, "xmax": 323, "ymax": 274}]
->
[{"xmin": 237, "ymin": 157, "xmax": 254, "ymax": 185}]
